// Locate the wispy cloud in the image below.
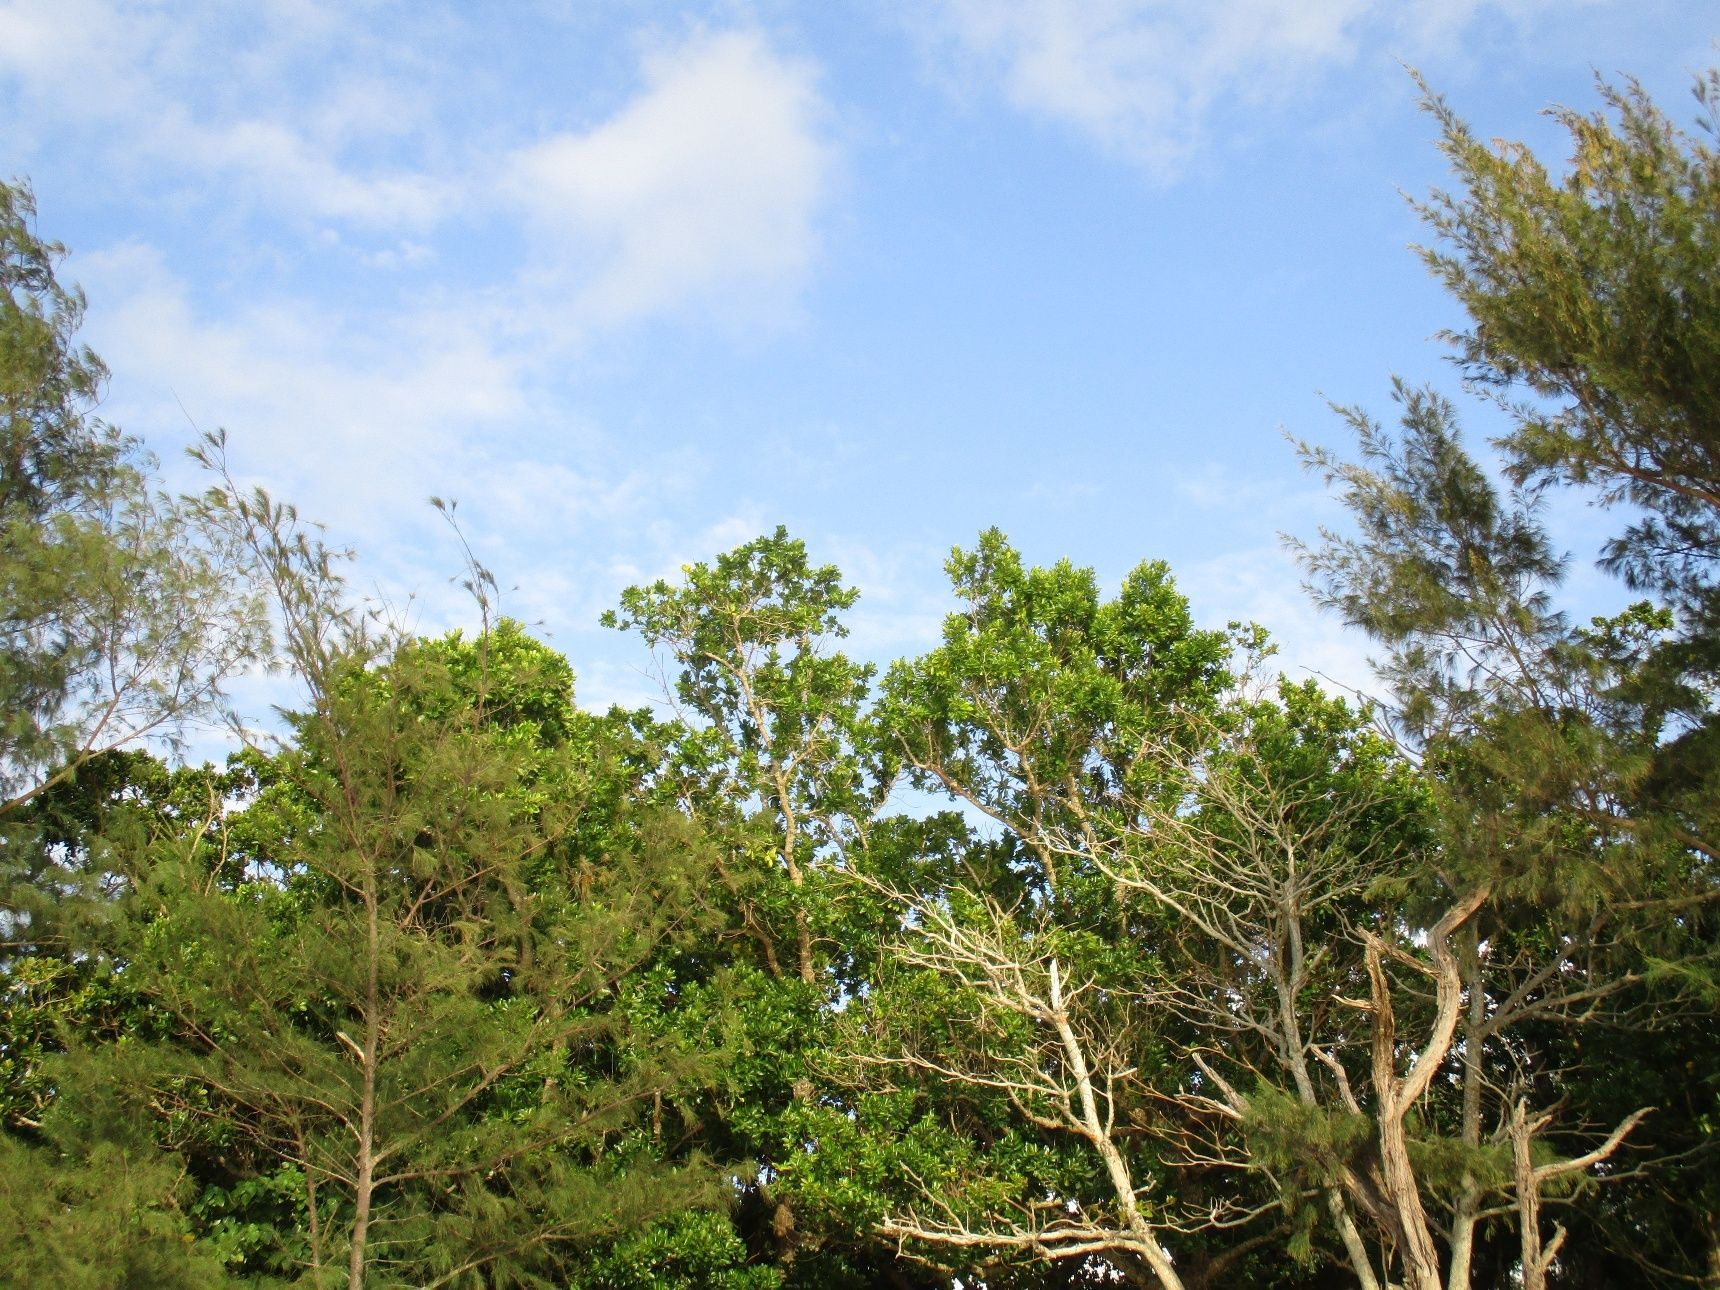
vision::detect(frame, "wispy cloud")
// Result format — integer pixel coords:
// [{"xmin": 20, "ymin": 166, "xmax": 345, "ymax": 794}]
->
[
  {"xmin": 0, "ymin": 0, "xmax": 449, "ymax": 228},
  {"xmin": 78, "ymin": 241, "xmax": 526, "ymax": 538},
  {"xmin": 908, "ymin": 0, "xmax": 1371, "ymax": 174},
  {"xmin": 1184, "ymin": 542, "xmax": 1380, "ymax": 699},
  {"xmin": 904, "ymin": 0, "xmax": 1592, "ymax": 177},
  {"xmin": 76, "ymin": 236, "xmax": 754, "ymax": 683}
]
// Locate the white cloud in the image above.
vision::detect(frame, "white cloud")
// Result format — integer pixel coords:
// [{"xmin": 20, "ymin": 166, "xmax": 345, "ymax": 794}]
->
[
  {"xmin": 0, "ymin": 0, "xmax": 155, "ymax": 103},
  {"xmin": 3, "ymin": 7, "xmax": 838, "ymax": 318},
  {"xmin": 77, "ymin": 242, "xmax": 527, "ymax": 543},
  {"xmin": 912, "ymin": 0, "xmax": 1372, "ymax": 173},
  {"xmin": 357, "ymin": 240, "xmax": 434, "ymax": 270},
  {"xmin": 179, "ymin": 117, "xmax": 448, "ymax": 228},
  {"xmin": 1392, "ymin": 0, "xmax": 1605, "ymax": 60},
  {"xmin": 827, "ymin": 535, "xmax": 956, "ymax": 666},
  {"xmin": 0, "ymin": 0, "xmax": 448, "ymax": 228},
  {"xmin": 68, "ymin": 242, "xmax": 773, "ymax": 694},
  {"xmin": 505, "ymin": 28, "xmax": 837, "ymax": 326},
  {"xmin": 5, "ymin": 15, "xmax": 848, "ymax": 708},
  {"xmin": 907, "ymin": 0, "xmax": 1598, "ymax": 176}
]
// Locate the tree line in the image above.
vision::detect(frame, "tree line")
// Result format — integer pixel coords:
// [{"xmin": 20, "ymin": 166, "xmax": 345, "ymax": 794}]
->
[{"xmin": 1, "ymin": 72, "xmax": 1715, "ymax": 1288}]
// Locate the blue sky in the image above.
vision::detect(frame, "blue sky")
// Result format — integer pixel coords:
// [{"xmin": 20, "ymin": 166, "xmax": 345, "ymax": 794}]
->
[{"xmin": 3, "ymin": 0, "xmax": 1714, "ymax": 713}]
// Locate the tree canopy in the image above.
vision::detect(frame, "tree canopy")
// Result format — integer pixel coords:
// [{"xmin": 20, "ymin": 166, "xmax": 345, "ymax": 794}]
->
[{"xmin": 2, "ymin": 67, "xmax": 1718, "ymax": 1289}]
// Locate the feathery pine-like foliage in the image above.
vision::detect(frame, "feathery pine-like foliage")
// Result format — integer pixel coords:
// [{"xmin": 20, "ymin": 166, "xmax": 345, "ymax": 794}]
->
[
  {"xmin": 1296, "ymin": 71, "xmax": 1720, "ymax": 1287},
  {"xmin": 0, "ymin": 179, "xmax": 264, "ymax": 815},
  {"xmin": 4, "ymin": 66, "xmax": 1718, "ymax": 1290}
]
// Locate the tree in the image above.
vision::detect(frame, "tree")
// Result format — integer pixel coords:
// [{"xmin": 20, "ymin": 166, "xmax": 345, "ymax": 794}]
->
[
  {"xmin": 605, "ymin": 530, "xmax": 940, "ymax": 1287},
  {"xmin": 1295, "ymin": 70, "xmax": 1720, "ymax": 1285},
  {"xmin": 0, "ymin": 183, "xmax": 266, "ymax": 1276},
  {"xmin": 604, "ymin": 526, "xmax": 879, "ymax": 987},
  {"xmin": 1089, "ymin": 684, "xmax": 1438, "ymax": 1290},
  {"xmin": 1411, "ymin": 69, "xmax": 1719, "ymax": 914},
  {"xmin": 831, "ymin": 527, "xmax": 1653, "ymax": 1290},
  {"xmin": 0, "ymin": 1126, "xmax": 232, "ymax": 1288},
  {"xmin": 1414, "ymin": 70, "xmax": 1720, "ymax": 641},
  {"xmin": 827, "ymin": 533, "xmax": 1270, "ymax": 1289},
  {"xmin": 0, "ymin": 178, "xmax": 263, "ymax": 816},
  {"xmin": 48, "ymin": 464, "xmax": 737, "ymax": 1288},
  {"xmin": 852, "ymin": 533, "xmax": 1490, "ymax": 1289}
]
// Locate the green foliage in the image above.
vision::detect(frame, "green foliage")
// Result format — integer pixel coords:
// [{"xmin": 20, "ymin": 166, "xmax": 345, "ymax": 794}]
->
[
  {"xmin": 0, "ymin": 176, "xmax": 125, "ymax": 786},
  {"xmin": 887, "ymin": 528, "xmax": 1232, "ymax": 777},
  {"xmin": 11, "ymin": 461, "xmax": 741, "ymax": 1285},
  {"xmin": 0, "ymin": 180, "xmax": 112, "ymax": 508},
  {"xmin": 161, "ymin": 628, "xmax": 728, "ymax": 1283},
  {"xmin": 566, "ymin": 1209, "xmax": 781, "ymax": 1290},
  {"xmin": 605, "ymin": 525, "xmax": 880, "ymax": 989},
  {"xmin": 604, "ymin": 525, "xmax": 867, "ymax": 747},
  {"xmin": 846, "ymin": 535, "xmax": 1345, "ymax": 1283},
  {"xmin": 0, "ymin": 190, "xmax": 264, "ymax": 1183},
  {"xmin": 603, "ymin": 529, "xmax": 922, "ymax": 1284},
  {"xmin": 0, "ymin": 1133, "xmax": 236, "ymax": 1289},
  {"xmin": 0, "ymin": 180, "xmax": 264, "ymax": 813},
  {"xmin": 1241, "ymin": 1090, "xmax": 1372, "ymax": 1253},
  {"xmin": 880, "ymin": 527, "xmax": 1235, "ymax": 899},
  {"xmin": 2, "ymin": 66, "xmax": 1715, "ymax": 1288},
  {"xmin": 189, "ymin": 1164, "xmax": 315, "ymax": 1277},
  {"xmin": 1415, "ymin": 70, "xmax": 1720, "ymax": 627},
  {"xmin": 1297, "ymin": 68, "xmax": 1720, "ymax": 1286},
  {"xmin": 0, "ymin": 749, "xmax": 260, "ymax": 1140}
]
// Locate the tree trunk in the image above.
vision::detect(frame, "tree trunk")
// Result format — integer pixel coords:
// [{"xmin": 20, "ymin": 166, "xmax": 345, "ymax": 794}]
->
[
  {"xmin": 1272, "ymin": 892, "xmax": 1381, "ymax": 1290},
  {"xmin": 1445, "ymin": 925, "xmax": 1487, "ymax": 1290},
  {"xmin": 1364, "ymin": 889, "xmax": 1489, "ymax": 1290},
  {"xmin": 1511, "ymin": 1099, "xmax": 1562, "ymax": 1290},
  {"xmin": 1329, "ymin": 1189, "xmax": 1383, "ymax": 1290},
  {"xmin": 348, "ymin": 889, "xmax": 382, "ymax": 1290},
  {"xmin": 775, "ymin": 772, "xmax": 816, "ymax": 984}
]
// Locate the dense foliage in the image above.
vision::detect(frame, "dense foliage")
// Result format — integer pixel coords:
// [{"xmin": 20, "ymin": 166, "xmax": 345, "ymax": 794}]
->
[{"xmin": 1, "ymin": 70, "xmax": 1716, "ymax": 1289}]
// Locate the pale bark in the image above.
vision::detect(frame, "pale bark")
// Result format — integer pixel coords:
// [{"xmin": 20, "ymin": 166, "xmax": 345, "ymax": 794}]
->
[
  {"xmin": 774, "ymin": 772, "xmax": 816, "ymax": 984},
  {"xmin": 1085, "ymin": 713, "xmax": 1415, "ymax": 1289},
  {"xmin": 1510, "ymin": 1098, "xmax": 1651, "ymax": 1290},
  {"xmin": 1049, "ymin": 960, "xmax": 1188, "ymax": 1290},
  {"xmin": 348, "ymin": 879, "xmax": 381, "ymax": 1290},
  {"xmin": 1329, "ymin": 1189, "xmax": 1384, "ymax": 1290},
  {"xmin": 1364, "ymin": 887, "xmax": 1489, "ymax": 1290},
  {"xmin": 866, "ymin": 893, "xmax": 1200, "ymax": 1289},
  {"xmin": 1511, "ymin": 1099, "xmax": 1558, "ymax": 1290},
  {"xmin": 1445, "ymin": 925, "xmax": 1487, "ymax": 1290}
]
